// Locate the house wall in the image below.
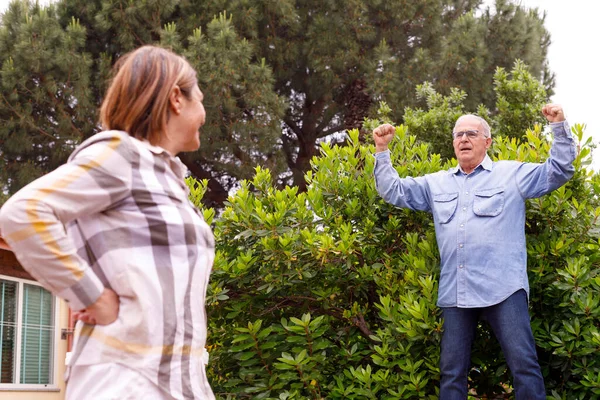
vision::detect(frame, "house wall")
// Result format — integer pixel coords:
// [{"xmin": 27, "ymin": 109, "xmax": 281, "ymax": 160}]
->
[
  {"xmin": 0, "ymin": 248, "xmax": 32, "ymax": 280},
  {"xmin": 1, "ymin": 249, "xmax": 68, "ymax": 400}
]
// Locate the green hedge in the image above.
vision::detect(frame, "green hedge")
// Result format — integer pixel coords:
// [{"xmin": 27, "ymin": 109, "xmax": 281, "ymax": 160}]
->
[{"xmin": 190, "ymin": 123, "xmax": 599, "ymax": 399}]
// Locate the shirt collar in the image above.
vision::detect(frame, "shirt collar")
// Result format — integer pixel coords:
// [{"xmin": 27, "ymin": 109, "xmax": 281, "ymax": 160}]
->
[
  {"xmin": 138, "ymin": 139, "xmax": 170, "ymax": 156},
  {"xmin": 450, "ymin": 154, "xmax": 493, "ymax": 175},
  {"xmin": 136, "ymin": 138, "xmax": 189, "ymax": 180}
]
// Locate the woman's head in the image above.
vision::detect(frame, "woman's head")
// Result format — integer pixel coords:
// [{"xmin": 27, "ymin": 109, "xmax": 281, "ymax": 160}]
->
[{"xmin": 99, "ymin": 45, "xmax": 200, "ymax": 147}]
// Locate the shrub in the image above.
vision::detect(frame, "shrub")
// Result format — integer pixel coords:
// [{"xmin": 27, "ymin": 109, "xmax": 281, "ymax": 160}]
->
[{"xmin": 190, "ymin": 120, "xmax": 599, "ymax": 399}]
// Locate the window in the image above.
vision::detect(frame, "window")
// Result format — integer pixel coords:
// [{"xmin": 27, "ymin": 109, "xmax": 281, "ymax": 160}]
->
[{"xmin": 1, "ymin": 276, "xmax": 57, "ymax": 388}]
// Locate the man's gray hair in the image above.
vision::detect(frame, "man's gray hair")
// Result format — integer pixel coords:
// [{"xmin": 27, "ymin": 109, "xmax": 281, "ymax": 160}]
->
[{"xmin": 455, "ymin": 115, "xmax": 491, "ymax": 138}]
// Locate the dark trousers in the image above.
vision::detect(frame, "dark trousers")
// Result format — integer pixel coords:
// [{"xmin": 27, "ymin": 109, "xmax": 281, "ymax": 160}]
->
[{"xmin": 439, "ymin": 289, "xmax": 545, "ymax": 400}]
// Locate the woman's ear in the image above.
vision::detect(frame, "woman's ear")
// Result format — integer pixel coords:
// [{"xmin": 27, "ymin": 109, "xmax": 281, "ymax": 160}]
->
[{"xmin": 169, "ymin": 85, "xmax": 183, "ymax": 115}]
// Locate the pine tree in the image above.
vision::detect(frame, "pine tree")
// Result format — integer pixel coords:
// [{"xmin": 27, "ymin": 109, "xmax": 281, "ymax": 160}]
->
[
  {"xmin": 1, "ymin": 0, "xmax": 553, "ymax": 206},
  {"xmin": 0, "ymin": 1, "xmax": 94, "ymax": 198}
]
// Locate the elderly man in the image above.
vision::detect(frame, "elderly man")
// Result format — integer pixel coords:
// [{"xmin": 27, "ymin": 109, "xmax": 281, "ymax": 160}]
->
[{"xmin": 372, "ymin": 104, "xmax": 576, "ymax": 399}]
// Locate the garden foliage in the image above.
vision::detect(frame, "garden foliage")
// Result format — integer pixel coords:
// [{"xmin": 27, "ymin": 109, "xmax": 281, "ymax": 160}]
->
[{"xmin": 189, "ymin": 119, "xmax": 599, "ymax": 398}]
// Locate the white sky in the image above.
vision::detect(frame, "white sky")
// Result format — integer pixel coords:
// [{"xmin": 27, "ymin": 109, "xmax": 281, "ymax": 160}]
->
[
  {"xmin": 485, "ymin": 0, "xmax": 600, "ymax": 169},
  {"xmin": 1, "ymin": 0, "xmax": 598, "ymax": 168}
]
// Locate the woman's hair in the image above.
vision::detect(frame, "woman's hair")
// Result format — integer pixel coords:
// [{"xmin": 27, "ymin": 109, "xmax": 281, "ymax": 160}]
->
[{"xmin": 99, "ymin": 45, "xmax": 197, "ymax": 144}]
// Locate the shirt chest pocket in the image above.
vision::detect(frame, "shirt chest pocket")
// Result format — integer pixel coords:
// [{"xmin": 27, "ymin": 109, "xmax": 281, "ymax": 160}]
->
[
  {"xmin": 473, "ymin": 187, "xmax": 504, "ymax": 217},
  {"xmin": 433, "ymin": 192, "xmax": 458, "ymax": 224}
]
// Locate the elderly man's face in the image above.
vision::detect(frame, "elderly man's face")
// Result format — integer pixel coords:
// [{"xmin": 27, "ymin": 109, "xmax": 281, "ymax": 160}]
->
[{"xmin": 452, "ymin": 116, "xmax": 492, "ymax": 173}]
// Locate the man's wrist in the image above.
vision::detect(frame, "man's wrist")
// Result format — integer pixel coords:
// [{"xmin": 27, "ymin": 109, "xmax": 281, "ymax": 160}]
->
[
  {"xmin": 549, "ymin": 120, "xmax": 570, "ymax": 137},
  {"xmin": 375, "ymin": 145, "xmax": 389, "ymax": 153}
]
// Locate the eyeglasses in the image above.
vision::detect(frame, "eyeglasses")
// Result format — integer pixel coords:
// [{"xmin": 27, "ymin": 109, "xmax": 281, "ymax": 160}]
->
[{"xmin": 452, "ymin": 130, "xmax": 483, "ymax": 140}]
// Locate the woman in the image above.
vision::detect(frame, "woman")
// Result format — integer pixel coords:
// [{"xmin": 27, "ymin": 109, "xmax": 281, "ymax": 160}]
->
[{"xmin": 0, "ymin": 46, "xmax": 215, "ymax": 399}]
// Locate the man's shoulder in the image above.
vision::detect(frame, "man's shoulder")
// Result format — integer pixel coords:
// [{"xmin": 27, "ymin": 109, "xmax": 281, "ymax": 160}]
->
[
  {"xmin": 423, "ymin": 168, "xmax": 456, "ymax": 182},
  {"xmin": 490, "ymin": 159, "xmax": 522, "ymax": 170}
]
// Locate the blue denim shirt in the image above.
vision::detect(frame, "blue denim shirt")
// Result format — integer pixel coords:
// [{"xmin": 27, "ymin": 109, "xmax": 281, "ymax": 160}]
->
[{"xmin": 374, "ymin": 121, "xmax": 576, "ymax": 308}]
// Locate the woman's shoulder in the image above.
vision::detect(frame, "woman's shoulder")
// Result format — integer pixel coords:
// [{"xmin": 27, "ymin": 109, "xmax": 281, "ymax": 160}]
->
[{"xmin": 68, "ymin": 130, "xmax": 134, "ymax": 162}]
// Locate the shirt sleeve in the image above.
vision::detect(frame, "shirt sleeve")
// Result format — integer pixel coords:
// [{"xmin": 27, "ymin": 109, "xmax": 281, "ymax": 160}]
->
[
  {"xmin": 373, "ymin": 150, "xmax": 432, "ymax": 212},
  {"xmin": 515, "ymin": 121, "xmax": 577, "ymax": 199},
  {"xmin": 0, "ymin": 132, "xmax": 132, "ymax": 310}
]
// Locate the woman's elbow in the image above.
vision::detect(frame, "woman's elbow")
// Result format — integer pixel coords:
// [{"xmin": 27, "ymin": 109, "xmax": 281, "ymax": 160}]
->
[{"xmin": 0, "ymin": 196, "xmax": 38, "ymax": 241}]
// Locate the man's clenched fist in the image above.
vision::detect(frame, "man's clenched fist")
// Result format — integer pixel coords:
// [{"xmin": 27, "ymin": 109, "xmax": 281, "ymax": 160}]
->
[
  {"xmin": 542, "ymin": 104, "xmax": 565, "ymax": 123},
  {"xmin": 373, "ymin": 123, "xmax": 395, "ymax": 152}
]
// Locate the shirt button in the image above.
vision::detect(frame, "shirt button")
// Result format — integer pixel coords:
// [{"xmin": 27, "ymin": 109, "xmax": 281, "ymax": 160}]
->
[
  {"xmin": 459, "ymin": 244, "xmax": 464, "ymax": 248},
  {"xmin": 459, "ymin": 264, "xmax": 464, "ymax": 268},
  {"xmin": 460, "ymin": 224, "xmax": 464, "ymax": 228},
  {"xmin": 465, "ymin": 192, "xmax": 469, "ymax": 195},
  {"xmin": 462, "ymin": 207, "xmax": 466, "ymax": 211}
]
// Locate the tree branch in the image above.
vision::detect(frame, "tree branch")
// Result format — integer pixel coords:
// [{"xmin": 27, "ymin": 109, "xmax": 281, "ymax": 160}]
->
[
  {"xmin": 352, "ymin": 314, "xmax": 374, "ymax": 338},
  {"xmin": 283, "ymin": 115, "xmax": 302, "ymax": 139},
  {"xmin": 318, "ymin": 125, "xmax": 345, "ymax": 139},
  {"xmin": 0, "ymin": 93, "xmax": 56, "ymax": 140}
]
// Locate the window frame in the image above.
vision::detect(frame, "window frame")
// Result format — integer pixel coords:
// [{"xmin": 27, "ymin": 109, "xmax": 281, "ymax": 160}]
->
[{"xmin": 0, "ymin": 274, "xmax": 61, "ymax": 391}]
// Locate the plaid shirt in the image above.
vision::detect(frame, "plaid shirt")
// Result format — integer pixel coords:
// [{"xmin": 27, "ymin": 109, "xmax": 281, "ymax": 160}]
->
[{"xmin": 0, "ymin": 131, "xmax": 215, "ymax": 399}]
